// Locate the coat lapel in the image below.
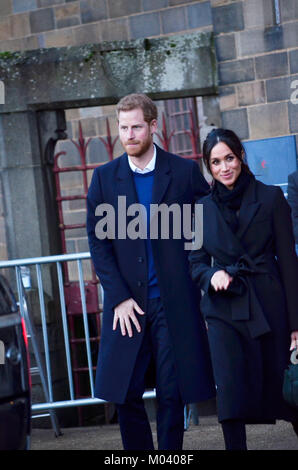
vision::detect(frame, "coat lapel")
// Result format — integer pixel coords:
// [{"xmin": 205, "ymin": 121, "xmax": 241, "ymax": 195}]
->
[
  {"xmin": 236, "ymin": 177, "xmax": 261, "ymax": 239},
  {"xmin": 151, "ymin": 146, "xmax": 172, "ymax": 205},
  {"xmin": 116, "ymin": 153, "xmax": 139, "ymax": 207}
]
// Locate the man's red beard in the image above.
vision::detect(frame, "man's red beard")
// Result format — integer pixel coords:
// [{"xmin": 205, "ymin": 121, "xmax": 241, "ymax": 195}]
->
[{"xmin": 122, "ymin": 138, "xmax": 152, "ymax": 157}]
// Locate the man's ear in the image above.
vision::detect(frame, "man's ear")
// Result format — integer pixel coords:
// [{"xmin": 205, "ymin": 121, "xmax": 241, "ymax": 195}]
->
[{"xmin": 150, "ymin": 119, "xmax": 158, "ymax": 135}]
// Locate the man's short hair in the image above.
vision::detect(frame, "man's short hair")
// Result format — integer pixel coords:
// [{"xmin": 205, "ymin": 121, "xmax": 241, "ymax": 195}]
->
[{"xmin": 116, "ymin": 93, "xmax": 158, "ymax": 123}]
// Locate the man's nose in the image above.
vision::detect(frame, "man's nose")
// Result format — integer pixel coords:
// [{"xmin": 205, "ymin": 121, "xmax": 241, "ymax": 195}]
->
[{"xmin": 127, "ymin": 128, "xmax": 135, "ymax": 139}]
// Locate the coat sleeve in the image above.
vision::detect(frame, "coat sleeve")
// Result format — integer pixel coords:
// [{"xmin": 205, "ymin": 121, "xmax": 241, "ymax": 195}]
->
[
  {"xmin": 188, "ymin": 241, "xmax": 219, "ymax": 294},
  {"xmin": 273, "ymin": 187, "xmax": 298, "ymax": 332},
  {"xmin": 86, "ymin": 168, "xmax": 131, "ymax": 310},
  {"xmin": 287, "ymin": 172, "xmax": 298, "ymax": 244}
]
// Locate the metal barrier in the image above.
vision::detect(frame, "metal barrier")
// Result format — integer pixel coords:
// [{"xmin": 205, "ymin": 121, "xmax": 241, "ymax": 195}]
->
[{"xmin": 0, "ymin": 253, "xmax": 156, "ymax": 416}]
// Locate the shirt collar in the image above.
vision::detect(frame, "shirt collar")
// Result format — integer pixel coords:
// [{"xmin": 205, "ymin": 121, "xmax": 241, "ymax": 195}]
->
[{"xmin": 127, "ymin": 145, "xmax": 156, "ymax": 174}]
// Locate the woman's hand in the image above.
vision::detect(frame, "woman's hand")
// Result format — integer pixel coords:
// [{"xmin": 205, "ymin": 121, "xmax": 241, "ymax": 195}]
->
[
  {"xmin": 290, "ymin": 331, "xmax": 298, "ymax": 351},
  {"xmin": 210, "ymin": 270, "xmax": 233, "ymax": 291}
]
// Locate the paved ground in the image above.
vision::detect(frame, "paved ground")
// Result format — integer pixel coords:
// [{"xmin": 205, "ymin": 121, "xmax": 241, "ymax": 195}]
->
[{"xmin": 30, "ymin": 415, "xmax": 298, "ymax": 451}]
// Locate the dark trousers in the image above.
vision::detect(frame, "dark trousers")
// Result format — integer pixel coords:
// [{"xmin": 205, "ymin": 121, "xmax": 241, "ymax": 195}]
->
[
  {"xmin": 221, "ymin": 420, "xmax": 247, "ymax": 450},
  {"xmin": 116, "ymin": 297, "xmax": 184, "ymax": 450}
]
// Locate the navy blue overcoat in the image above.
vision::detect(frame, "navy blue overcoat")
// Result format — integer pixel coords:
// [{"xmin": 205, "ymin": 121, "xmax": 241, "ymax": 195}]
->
[
  {"xmin": 189, "ymin": 177, "xmax": 298, "ymax": 423},
  {"xmin": 87, "ymin": 145, "xmax": 215, "ymax": 404}
]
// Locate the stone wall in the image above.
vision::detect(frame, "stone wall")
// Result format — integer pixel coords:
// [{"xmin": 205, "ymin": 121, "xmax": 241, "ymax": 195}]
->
[
  {"xmin": 215, "ymin": 0, "xmax": 298, "ymax": 141},
  {"xmin": 0, "ymin": 0, "xmax": 213, "ymax": 51}
]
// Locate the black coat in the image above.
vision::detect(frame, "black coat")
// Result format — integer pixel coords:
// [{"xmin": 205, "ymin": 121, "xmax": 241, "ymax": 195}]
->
[
  {"xmin": 87, "ymin": 145, "xmax": 215, "ymax": 404},
  {"xmin": 189, "ymin": 177, "xmax": 298, "ymax": 423},
  {"xmin": 288, "ymin": 170, "xmax": 298, "ymax": 244}
]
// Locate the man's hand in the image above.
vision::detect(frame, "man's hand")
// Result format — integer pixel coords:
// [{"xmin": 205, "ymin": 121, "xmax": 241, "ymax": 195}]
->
[
  {"xmin": 113, "ymin": 298, "xmax": 145, "ymax": 338},
  {"xmin": 211, "ymin": 270, "xmax": 233, "ymax": 291},
  {"xmin": 290, "ymin": 331, "xmax": 298, "ymax": 351}
]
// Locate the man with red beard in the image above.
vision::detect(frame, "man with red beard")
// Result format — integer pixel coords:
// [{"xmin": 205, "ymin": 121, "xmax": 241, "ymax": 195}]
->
[{"xmin": 87, "ymin": 94, "xmax": 215, "ymax": 450}]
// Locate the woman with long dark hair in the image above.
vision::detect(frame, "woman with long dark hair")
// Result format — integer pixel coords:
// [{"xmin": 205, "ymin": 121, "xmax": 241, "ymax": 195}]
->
[{"xmin": 189, "ymin": 128, "xmax": 298, "ymax": 450}]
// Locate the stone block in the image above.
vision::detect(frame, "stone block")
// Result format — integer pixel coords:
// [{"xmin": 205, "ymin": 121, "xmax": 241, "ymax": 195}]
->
[
  {"xmin": 215, "ymin": 33, "xmax": 236, "ymax": 61},
  {"xmin": 129, "ymin": 12, "xmax": 161, "ymax": 39},
  {"xmin": 243, "ymin": 0, "xmax": 274, "ymax": 29},
  {"xmin": 108, "ymin": 0, "xmax": 142, "ymax": 19},
  {"xmin": 29, "ymin": 7, "xmax": 55, "ymax": 34},
  {"xmin": 221, "ymin": 108, "xmax": 249, "ymax": 140},
  {"xmin": 187, "ymin": 1, "xmax": 212, "ymax": 29},
  {"xmin": 0, "ymin": 17, "xmax": 12, "ymax": 41},
  {"xmin": 237, "ymin": 81, "xmax": 265, "ymax": 106},
  {"xmin": 12, "ymin": 0, "xmax": 37, "ymax": 13},
  {"xmin": 38, "ymin": 0, "xmax": 64, "ymax": 6},
  {"xmin": 80, "ymin": 0, "xmax": 108, "ymax": 24},
  {"xmin": 219, "ymin": 58, "xmax": 255, "ymax": 85},
  {"xmin": 290, "ymin": 49, "xmax": 298, "ymax": 74},
  {"xmin": 143, "ymin": 0, "xmax": 168, "ymax": 11},
  {"xmin": 280, "ymin": 0, "xmax": 298, "ymax": 22},
  {"xmin": 255, "ymin": 52, "xmax": 288, "ymax": 79},
  {"xmin": 266, "ymin": 75, "xmax": 298, "ymax": 103},
  {"xmin": 283, "ymin": 21, "xmax": 298, "ymax": 49},
  {"xmin": 238, "ymin": 25, "xmax": 283, "ymax": 57},
  {"xmin": 212, "ymin": 2, "xmax": 244, "ymax": 34},
  {"xmin": 55, "ymin": 3, "xmax": 80, "ymax": 29},
  {"xmin": 169, "ymin": 0, "xmax": 200, "ymax": 4},
  {"xmin": 161, "ymin": 7, "xmax": 187, "ymax": 34},
  {"xmin": 288, "ymin": 101, "xmax": 298, "ymax": 133},
  {"xmin": 219, "ymin": 85, "xmax": 237, "ymax": 111},
  {"xmin": 44, "ymin": 28, "xmax": 74, "ymax": 47},
  {"xmin": 10, "ymin": 12, "xmax": 31, "ymax": 38},
  {"xmin": 100, "ymin": 18, "xmax": 129, "ymax": 41},
  {"xmin": 72, "ymin": 23, "xmax": 100, "ymax": 45},
  {"xmin": 248, "ymin": 102, "xmax": 289, "ymax": 139},
  {"xmin": 0, "ymin": 0, "xmax": 13, "ymax": 16}
]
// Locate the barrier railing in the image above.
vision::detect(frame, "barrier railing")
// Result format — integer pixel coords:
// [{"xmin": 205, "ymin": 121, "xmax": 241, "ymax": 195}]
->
[{"xmin": 0, "ymin": 252, "xmax": 156, "ymax": 417}]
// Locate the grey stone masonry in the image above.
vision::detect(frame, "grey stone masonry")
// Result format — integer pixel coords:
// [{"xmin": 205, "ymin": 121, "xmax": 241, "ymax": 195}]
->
[
  {"xmin": 248, "ymin": 102, "xmax": 289, "ymax": 140},
  {"xmin": 266, "ymin": 75, "xmax": 298, "ymax": 103},
  {"xmin": 215, "ymin": 34, "xmax": 236, "ymax": 61},
  {"xmin": 212, "ymin": 2, "xmax": 244, "ymax": 34},
  {"xmin": 219, "ymin": 58, "xmax": 255, "ymax": 85},
  {"xmin": 255, "ymin": 52, "xmax": 288, "ymax": 80},
  {"xmin": 129, "ymin": 12, "xmax": 161, "ymax": 39},
  {"xmin": 290, "ymin": 50, "xmax": 298, "ymax": 74},
  {"xmin": 29, "ymin": 7, "xmax": 55, "ymax": 34},
  {"xmin": 288, "ymin": 101, "xmax": 298, "ymax": 134},
  {"xmin": 0, "ymin": 32, "xmax": 218, "ymax": 114},
  {"xmin": 221, "ymin": 108, "xmax": 249, "ymax": 140}
]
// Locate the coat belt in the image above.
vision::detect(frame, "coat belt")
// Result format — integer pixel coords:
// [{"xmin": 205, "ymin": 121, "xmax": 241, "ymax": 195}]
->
[{"xmin": 215, "ymin": 253, "xmax": 272, "ymax": 339}]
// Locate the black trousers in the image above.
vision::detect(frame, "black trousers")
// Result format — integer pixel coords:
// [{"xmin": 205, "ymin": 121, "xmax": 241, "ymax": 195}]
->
[{"xmin": 116, "ymin": 297, "xmax": 184, "ymax": 450}]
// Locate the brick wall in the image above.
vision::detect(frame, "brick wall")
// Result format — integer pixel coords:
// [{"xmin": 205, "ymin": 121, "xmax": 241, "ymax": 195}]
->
[{"xmin": 0, "ymin": 0, "xmax": 213, "ymax": 51}]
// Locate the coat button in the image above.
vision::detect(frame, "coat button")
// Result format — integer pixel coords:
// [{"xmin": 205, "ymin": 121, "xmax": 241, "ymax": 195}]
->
[
  {"xmin": 138, "ymin": 257, "xmax": 144, "ymax": 263},
  {"xmin": 137, "ymin": 281, "xmax": 143, "ymax": 287}
]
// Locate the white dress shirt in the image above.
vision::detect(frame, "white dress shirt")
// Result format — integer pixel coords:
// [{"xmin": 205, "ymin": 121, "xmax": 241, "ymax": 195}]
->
[{"xmin": 127, "ymin": 145, "xmax": 156, "ymax": 174}]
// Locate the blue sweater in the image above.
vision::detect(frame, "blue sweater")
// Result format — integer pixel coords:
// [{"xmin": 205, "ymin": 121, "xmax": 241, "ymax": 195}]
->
[{"xmin": 132, "ymin": 170, "xmax": 160, "ymax": 299}]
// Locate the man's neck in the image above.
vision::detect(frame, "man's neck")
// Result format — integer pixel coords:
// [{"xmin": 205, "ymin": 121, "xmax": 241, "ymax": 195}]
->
[{"xmin": 128, "ymin": 143, "xmax": 155, "ymax": 170}]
